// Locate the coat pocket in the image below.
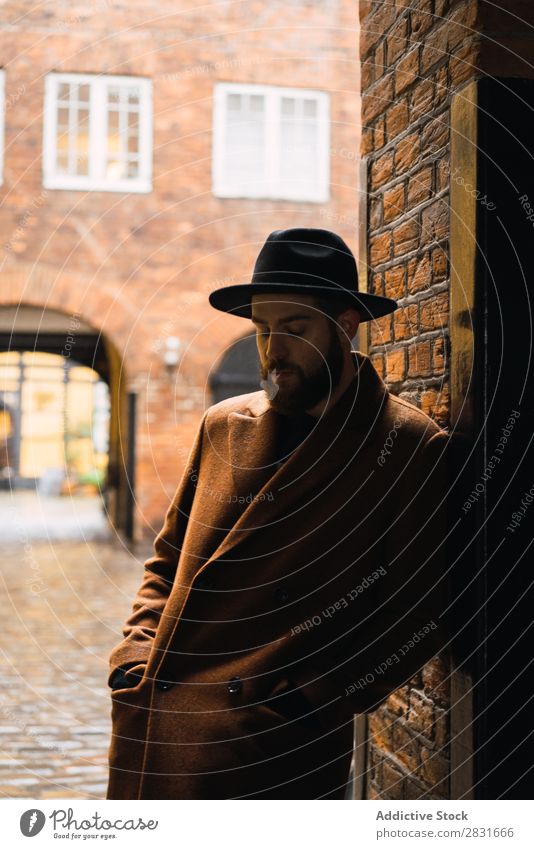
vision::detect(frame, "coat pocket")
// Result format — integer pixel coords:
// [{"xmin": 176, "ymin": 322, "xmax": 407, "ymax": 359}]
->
[{"xmin": 107, "ymin": 678, "xmax": 152, "ymax": 800}]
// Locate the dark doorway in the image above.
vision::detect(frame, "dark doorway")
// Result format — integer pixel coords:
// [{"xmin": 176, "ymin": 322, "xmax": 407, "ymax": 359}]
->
[
  {"xmin": 454, "ymin": 78, "xmax": 534, "ymax": 799},
  {"xmin": 209, "ymin": 332, "xmax": 261, "ymax": 403}
]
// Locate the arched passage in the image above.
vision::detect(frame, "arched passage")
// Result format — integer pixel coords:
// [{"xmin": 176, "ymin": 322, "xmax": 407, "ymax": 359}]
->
[{"xmin": 0, "ymin": 303, "xmax": 132, "ymax": 537}]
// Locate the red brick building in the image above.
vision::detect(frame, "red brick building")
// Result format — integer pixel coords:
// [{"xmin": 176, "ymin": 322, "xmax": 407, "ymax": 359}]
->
[{"xmin": 0, "ymin": 0, "xmax": 360, "ymax": 536}]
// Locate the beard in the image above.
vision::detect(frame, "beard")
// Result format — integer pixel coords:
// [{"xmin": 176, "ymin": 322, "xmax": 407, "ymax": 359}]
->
[{"xmin": 259, "ymin": 324, "xmax": 344, "ymax": 416}]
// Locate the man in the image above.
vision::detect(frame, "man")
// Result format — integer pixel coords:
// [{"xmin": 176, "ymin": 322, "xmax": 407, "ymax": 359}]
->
[{"xmin": 107, "ymin": 228, "xmax": 450, "ymax": 800}]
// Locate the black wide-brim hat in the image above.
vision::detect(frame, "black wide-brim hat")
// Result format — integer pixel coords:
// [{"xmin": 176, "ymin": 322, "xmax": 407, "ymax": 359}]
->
[{"xmin": 208, "ymin": 227, "xmax": 398, "ymax": 322}]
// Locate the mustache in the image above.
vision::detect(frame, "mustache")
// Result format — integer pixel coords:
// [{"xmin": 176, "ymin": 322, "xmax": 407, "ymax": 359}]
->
[{"xmin": 265, "ymin": 363, "xmax": 298, "ymax": 373}]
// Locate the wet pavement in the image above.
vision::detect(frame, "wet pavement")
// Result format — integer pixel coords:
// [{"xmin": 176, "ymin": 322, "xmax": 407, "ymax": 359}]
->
[{"xmin": 0, "ymin": 492, "xmax": 151, "ymax": 799}]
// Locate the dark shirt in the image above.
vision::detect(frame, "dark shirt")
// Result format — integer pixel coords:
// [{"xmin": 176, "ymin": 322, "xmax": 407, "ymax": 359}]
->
[{"xmin": 274, "ymin": 411, "xmax": 317, "ymax": 470}]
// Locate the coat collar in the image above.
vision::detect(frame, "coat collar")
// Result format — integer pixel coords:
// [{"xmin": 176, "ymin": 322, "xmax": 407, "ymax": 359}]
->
[{"xmin": 201, "ymin": 350, "xmax": 389, "ymax": 572}]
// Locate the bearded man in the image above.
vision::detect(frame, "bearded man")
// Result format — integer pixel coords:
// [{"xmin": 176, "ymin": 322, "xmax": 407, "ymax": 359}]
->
[{"xmin": 107, "ymin": 228, "xmax": 450, "ymax": 800}]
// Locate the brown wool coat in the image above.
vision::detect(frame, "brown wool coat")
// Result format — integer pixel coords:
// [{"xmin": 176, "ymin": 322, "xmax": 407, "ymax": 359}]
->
[{"xmin": 106, "ymin": 350, "xmax": 450, "ymax": 800}]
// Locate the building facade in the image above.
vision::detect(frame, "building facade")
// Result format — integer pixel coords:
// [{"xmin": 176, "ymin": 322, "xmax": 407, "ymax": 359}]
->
[{"xmin": 0, "ymin": 0, "xmax": 360, "ymax": 535}]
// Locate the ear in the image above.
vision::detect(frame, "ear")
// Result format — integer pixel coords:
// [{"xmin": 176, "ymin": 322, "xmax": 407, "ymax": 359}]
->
[{"xmin": 337, "ymin": 307, "xmax": 361, "ymax": 342}]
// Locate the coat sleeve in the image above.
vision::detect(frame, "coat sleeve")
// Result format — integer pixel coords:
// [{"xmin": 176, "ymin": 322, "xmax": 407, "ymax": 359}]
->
[
  {"xmin": 293, "ymin": 428, "xmax": 451, "ymax": 716},
  {"xmin": 107, "ymin": 412, "xmax": 207, "ymax": 687}
]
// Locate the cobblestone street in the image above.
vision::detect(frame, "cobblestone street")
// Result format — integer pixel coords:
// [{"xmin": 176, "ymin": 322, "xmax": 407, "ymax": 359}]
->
[{"xmin": 0, "ymin": 492, "xmax": 151, "ymax": 799}]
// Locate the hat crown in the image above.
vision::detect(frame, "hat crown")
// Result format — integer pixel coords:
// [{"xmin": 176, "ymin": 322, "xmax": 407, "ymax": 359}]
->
[
  {"xmin": 208, "ymin": 226, "xmax": 398, "ymax": 321},
  {"xmin": 252, "ymin": 227, "xmax": 357, "ymax": 288}
]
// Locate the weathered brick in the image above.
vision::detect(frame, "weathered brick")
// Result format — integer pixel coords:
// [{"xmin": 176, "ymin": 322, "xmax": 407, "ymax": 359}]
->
[
  {"xmin": 361, "ymin": 56, "xmax": 375, "ymax": 90},
  {"xmin": 419, "ymin": 292, "xmax": 449, "ymax": 331},
  {"xmin": 450, "ymin": 36, "xmax": 480, "ymax": 88},
  {"xmin": 371, "ymin": 271, "xmax": 384, "ymax": 296},
  {"xmin": 386, "ymin": 348, "xmax": 406, "ymax": 382},
  {"xmin": 383, "ymin": 182, "xmax": 405, "ymax": 223},
  {"xmin": 421, "ymin": 23, "xmax": 450, "ymax": 73},
  {"xmin": 410, "ymin": 2, "xmax": 435, "ymax": 39},
  {"xmin": 370, "ymin": 231, "xmax": 393, "ymax": 265},
  {"xmin": 386, "ymin": 97, "xmax": 410, "ymax": 139},
  {"xmin": 434, "ymin": 64, "xmax": 450, "ymax": 106},
  {"xmin": 395, "ymin": 47, "xmax": 420, "ymax": 94},
  {"xmin": 371, "ymin": 312, "xmax": 393, "ymax": 345},
  {"xmin": 410, "ymin": 78, "xmax": 434, "ymax": 123},
  {"xmin": 436, "ymin": 158, "xmax": 449, "ymax": 192},
  {"xmin": 393, "ymin": 218, "xmax": 419, "ymax": 256},
  {"xmin": 407, "ymin": 165, "xmax": 433, "ymax": 207},
  {"xmin": 362, "ymin": 72, "xmax": 395, "ymax": 124},
  {"xmin": 421, "ymin": 114, "xmax": 449, "ymax": 152},
  {"xmin": 393, "ymin": 302, "xmax": 418, "ymax": 340},
  {"xmin": 433, "ymin": 335, "xmax": 447, "ymax": 373},
  {"xmin": 408, "ymin": 690, "xmax": 435, "ymax": 739},
  {"xmin": 370, "ymin": 196, "xmax": 383, "ymax": 229},
  {"xmin": 387, "ymin": 16, "xmax": 409, "ymax": 66},
  {"xmin": 361, "ymin": 126, "xmax": 374, "ymax": 155},
  {"xmin": 370, "ymin": 352, "xmax": 385, "ymax": 377},
  {"xmin": 375, "ymin": 40, "xmax": 386, "ymax": 79},
  {"xmin": 375, "ymin": 116, "xmax": 386, "ymax": 148},
  {"xmin": 381, "ymin": 758, "xmax": 405, "ymax": 799},
  {"xmin": 371, "ymin": 150, "xmax": 394, "ymax": 189},
  {"xmin": 420, "ymin": 747, "xmax": 449, "ymax": 796},
  {"xmin": 421, "ymin": 199, "xmax": 449, "ymax": 245},
  {"xmin": 394, "ymin": 132, "xmax": 420, "ymax": 171},
  {"xmin": 391, "ymin": 723, "xmax": 421, "ymax": 772},
  {"xmin": 361, "ymin": 2, "xmax": 397, "ymax": 58},
  {"xmin": 384, "ymin": 264, "xmax": 406, "ymax": 299},
  {"xmin": 420, "ymin": 384, "xmax": 450, "ymax": 428},
  {"xmin": 408, "ymin": 339, "xmax": 432, "ymax": 376},
  {"xmin": 368, "ymin": 710, "xmax": 392, "ymax": 751},
  {"xmin": 432, "ymin": 247, "xmax": 448, "ymax": 280}
]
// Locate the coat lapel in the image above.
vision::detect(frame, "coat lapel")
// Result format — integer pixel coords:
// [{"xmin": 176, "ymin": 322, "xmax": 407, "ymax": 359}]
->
[{"xmin": 198, "ymin": 351, "xmax": 389, "ymax": 573}]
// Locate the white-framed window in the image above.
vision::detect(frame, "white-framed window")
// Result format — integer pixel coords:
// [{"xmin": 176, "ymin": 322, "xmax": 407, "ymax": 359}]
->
[
  {"xmin": 0, "ymin": 70, "xmax": 5, "ymax": 186},
  {"xmin": 43, "ymin": 72, "xmax": 152, "ymax": 193},
  {"xmin": 212, "ymin": 82, "xmax": 330, "ymax": 202}
]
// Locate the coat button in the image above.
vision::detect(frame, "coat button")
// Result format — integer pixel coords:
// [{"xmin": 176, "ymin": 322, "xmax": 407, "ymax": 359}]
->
[
  {"xmin": 227, "ymin": 676, "xmax": 242, "ymax": 694},
  {"xmin": 274, "ymin": 586, "xmax": 289, "ymax": 604},
  {"xmin": 156, "ymin": 679, "xmax": 174, "ymax": 691}
]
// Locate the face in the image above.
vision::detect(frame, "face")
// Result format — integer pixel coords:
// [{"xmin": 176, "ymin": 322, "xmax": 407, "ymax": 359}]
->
[{"xmin": 251, "ymin": 293, "xmax": 346, "ymax": 416}]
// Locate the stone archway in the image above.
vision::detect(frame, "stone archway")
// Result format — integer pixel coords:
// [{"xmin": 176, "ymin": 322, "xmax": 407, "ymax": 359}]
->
[{"xmin": 0, "ymin": 262, "xmax": 154, "ymax": 537}]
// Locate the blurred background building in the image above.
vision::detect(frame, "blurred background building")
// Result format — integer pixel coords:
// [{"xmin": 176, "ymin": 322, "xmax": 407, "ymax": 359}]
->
[{"xmin": 0, "ymin": 0, "xmax": 360, "ymax": 538}]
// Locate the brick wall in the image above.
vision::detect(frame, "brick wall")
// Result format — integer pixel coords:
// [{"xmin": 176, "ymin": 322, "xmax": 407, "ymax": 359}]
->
[
  {"xmin": 360, "ymin": 0, "xmax": 534, "ymax": 800},
  {"xmin": 359, "ymin": 0, "xmax": 480, "ymax": 800},
  {"xmin": 0, "ymin": 0, "xmax": 359, "ymax": 535}
]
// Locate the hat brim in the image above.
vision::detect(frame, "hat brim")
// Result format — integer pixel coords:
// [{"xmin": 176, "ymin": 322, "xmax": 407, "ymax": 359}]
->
[{"xmin": 208, "ymin": 283, "xmax": 397, "ymax": 322}]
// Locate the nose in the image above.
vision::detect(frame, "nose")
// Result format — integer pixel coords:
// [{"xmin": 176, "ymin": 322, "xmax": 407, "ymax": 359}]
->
[{"xmin": 265, "ymin": 330, "xmax": 288, "ymax": 363}]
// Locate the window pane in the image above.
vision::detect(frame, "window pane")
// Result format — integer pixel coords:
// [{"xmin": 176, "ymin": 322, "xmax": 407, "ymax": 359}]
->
[
  {"xmin": 227, "ymin": 93, "xmax": 241, "ymax": 111},
  {"xmin": 56, "ymin": 153, "xmax": 69, "ymax": 173},
  {"xmin": 106, "ymin": 159, "xmax": 126, "ymax": 180},
  {"xmin": 281, "ymin": 97, "xmax": 295, "ymax": 116},
  {"xmin": 57, "ymin": 107, "xmax": 69, "ymax": 130},
  {"xmin": 107, "ymin": 86, "xmax": 121, "ymax": 104},
  {"xmin": 108, "ymin": 110, "xmax": 119, "ymax": 131},
  {"xmin": 58, "ymin": 82, "xmax": 70, "ymax": 101},
  {"xmin": 49, "ymin": 75, "xmax": 150, "ymax": 187},
  {"xmin": 278, "ymin": 97, "xmax": 320, "ymax": 194},
  {"xmin": 78, "ymin": 84, "xmax": 90, "ymax": 103},
  {"xmin": 76, "ymin": 153, "xmax": 89, "ymax": 175}
]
